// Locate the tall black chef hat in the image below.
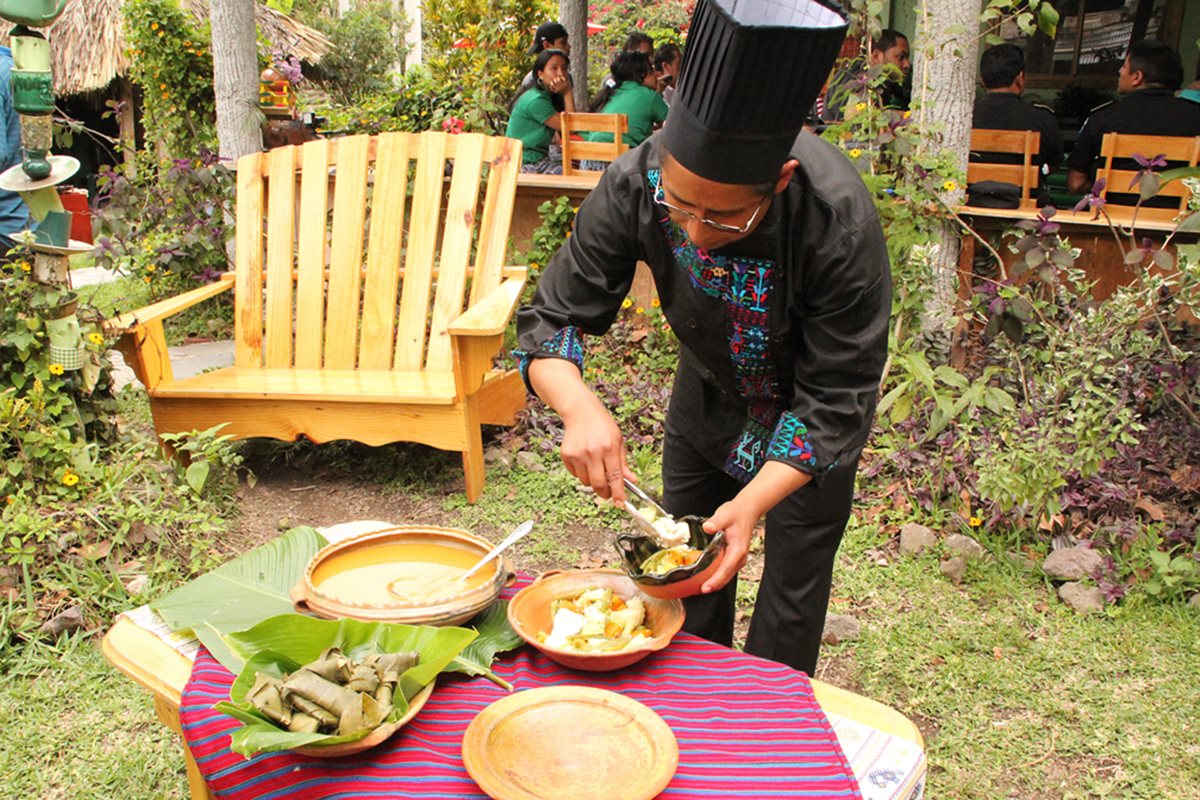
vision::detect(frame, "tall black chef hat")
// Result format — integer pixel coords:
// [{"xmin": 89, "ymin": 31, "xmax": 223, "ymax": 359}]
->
[{"xmin": 662, "ymin": 0, "xmax": 849, "ymax": 185}]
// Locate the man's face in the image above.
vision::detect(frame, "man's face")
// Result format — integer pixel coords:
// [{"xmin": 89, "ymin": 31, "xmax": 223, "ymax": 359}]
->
[
  {"xmin": 548, "ymin": 36, "xmax": 570, "ymax": 56},
  {"xmin": 873, "ymin": 38, "xmax": 911, "ymax": 76},
  {"xmin": 1118, "ymin": 56, "xmax": 1139, "ymax": 93},
  {"xmin": 659, "ymin": 155, "xmax": 777, "ymax": 251}
]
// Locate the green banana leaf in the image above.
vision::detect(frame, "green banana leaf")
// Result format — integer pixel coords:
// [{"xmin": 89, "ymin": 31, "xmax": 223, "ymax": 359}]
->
[
  {"xmin": 149, "ymin": 526, "xmax": 328, "ymax": 671},
  {"xmin": 449, "ymin": 600, "xmax": 525, "ymax": 687},
  {"xmin": 216, "ymin": 615, "xmax": 478, "ymax": 756}
]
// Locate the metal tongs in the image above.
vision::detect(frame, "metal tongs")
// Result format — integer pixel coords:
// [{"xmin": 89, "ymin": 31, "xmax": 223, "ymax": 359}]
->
[{"xmin": 620, "ymin": 478, "xmax": 689, "ymax": 546}]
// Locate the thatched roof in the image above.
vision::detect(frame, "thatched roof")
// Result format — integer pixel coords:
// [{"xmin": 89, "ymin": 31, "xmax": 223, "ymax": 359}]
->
[{"xmin": 33, "ymin": 0, "xmax": 330, "ymax": 97}]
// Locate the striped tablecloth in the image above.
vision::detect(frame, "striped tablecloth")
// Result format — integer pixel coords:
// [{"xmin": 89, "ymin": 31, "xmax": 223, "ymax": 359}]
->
[{"xmin": 180, "ymin": 631, "xmax": 863, "ymax": 800}]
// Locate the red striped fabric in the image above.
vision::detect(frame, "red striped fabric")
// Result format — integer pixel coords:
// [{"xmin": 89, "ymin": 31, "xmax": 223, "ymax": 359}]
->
[{"xmin": 180, "ymin": 587, "xmax": 862, "ymax": 799}]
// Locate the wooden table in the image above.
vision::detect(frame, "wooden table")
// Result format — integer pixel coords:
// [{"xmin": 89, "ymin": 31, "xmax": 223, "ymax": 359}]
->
[{"xmin": 953, "ymin": 204, "xmax": 1196, "ymax": 363}]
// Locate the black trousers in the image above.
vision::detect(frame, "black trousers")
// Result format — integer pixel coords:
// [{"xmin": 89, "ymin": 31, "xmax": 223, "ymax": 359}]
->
[{"xmin": 661, "ymin": 426, "xmax": 861, "ymax": 677}]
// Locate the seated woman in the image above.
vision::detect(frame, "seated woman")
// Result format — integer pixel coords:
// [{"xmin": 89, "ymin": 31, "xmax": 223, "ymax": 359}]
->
[
  {"xmin": 582, "ymin": 51, "xmax": 669, "ymax": 170},
  {"xmin": 505, "ymin": 49, "xmax": 575, "ymax": 174}
]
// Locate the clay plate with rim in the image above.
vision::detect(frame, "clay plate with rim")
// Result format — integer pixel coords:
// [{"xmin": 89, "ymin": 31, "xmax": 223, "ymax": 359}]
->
[
  {"xmin": 462, "ymin": 685, "xmax": 678, "ymax": 800},
  {"xmin": 292, "ymin": 680, "xmax": 435, "ymax": 758}
]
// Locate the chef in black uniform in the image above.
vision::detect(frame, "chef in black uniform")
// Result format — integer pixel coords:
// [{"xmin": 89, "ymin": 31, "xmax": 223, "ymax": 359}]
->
[{"xmin": 514, "ymin": 0, "xmax": 891, "ymax": 676}]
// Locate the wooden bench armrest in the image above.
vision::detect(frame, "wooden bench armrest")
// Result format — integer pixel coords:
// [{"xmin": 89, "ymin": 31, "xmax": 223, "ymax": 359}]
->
[
  {"xmin": 104, "ymin": 273, "xmax": 236, "ymax": 335},
  {"xmin": 448, "ymin": 274, "xmax": 527, "ymax": 337}
]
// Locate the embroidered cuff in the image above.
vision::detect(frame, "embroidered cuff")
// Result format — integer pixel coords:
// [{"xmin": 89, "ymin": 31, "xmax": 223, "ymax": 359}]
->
[
  {"xmin": 512, "ymin": 326, "xmax": 586, "ymax": 395},
  {"xmin": 766, "ymin": 412, "xmax": 833, "ymax": 474}
]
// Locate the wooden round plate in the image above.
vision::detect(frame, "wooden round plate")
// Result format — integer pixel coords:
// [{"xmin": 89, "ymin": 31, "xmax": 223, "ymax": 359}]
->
[
  {"xmin": 462, "ymin": 686, "xmax": 678, "ymax": 800},
  {"xmin": 293, "ymin": 680, "xmax": 435, "ymax": 758}
]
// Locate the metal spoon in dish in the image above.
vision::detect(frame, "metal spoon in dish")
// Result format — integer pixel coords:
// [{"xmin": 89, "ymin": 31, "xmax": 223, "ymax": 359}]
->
[{"xmin": 460, "ymin": 520, "xmax": 534, "ymax": 582}]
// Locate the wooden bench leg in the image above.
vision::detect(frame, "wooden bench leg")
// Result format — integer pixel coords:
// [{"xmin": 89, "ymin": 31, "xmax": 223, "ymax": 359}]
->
[
  {"xmin": 462, "ymin": 397, "xmax": 485, "ymax": 504},
  {"xmin": 153, "ymin": 696, "xmax": 215, "ymax": 800}
]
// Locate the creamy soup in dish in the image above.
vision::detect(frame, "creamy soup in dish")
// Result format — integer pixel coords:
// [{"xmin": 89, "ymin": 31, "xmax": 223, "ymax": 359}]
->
[{"xmin": 311, "ymin": 543, "xmax": 493, "ymax": 606}]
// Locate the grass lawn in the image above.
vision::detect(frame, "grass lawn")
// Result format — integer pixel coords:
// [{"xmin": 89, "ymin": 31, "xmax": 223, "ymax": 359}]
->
[{"xmin": 4, "ymin": 456, "xmax": 1197, "ymax": 799}]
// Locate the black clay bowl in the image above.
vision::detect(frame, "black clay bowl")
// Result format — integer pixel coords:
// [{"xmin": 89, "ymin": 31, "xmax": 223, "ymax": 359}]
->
[{"xmin": 615, "ymin": 516, "xmax": 727, "ymax": 600}]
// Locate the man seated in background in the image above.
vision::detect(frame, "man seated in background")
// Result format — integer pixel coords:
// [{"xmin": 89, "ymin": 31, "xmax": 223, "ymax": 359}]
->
[
  {"xmin": 602, "ymin": 32, "xmax": 656, "ymax": 91},
  {"xmin": 654, "ymin": 43, "xmax": 683, "ymax": 105},
  {"xmin": 971, "ymin": 43, "xmax": 1063, "ymax": 204},
  {"xmin": 1067, "ymin": 39, "xmax": 1200, "ymax": 194},
  {"xmin": 818, "ymin": 28, "xmax": 910, "ymax": 124}
]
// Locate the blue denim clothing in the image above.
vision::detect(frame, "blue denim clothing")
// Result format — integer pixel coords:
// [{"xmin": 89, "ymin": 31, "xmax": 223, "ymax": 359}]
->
[{"xmin": 0, "ymin": 47, "xmax": 33, "ymax": 242}]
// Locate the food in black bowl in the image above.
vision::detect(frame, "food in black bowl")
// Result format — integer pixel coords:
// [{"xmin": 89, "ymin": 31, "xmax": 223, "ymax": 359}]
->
[{"xmin": 615, "ymin": 515, "xmax": 727, "ymax": 600}]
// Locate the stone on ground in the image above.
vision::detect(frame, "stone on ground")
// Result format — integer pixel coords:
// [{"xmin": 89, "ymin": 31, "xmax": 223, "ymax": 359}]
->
[
  {"xmin": 1058, "ymin": 581, "xmax": 1105, "ymax": 614},
  {"xmin": 945, "ymin": 533, "xmax": 987, "ymax": 560},
  {"xmin": 39, "ymin": 605, "xmax": 85, "ymax": 638},
  {"xmin": 515, "ymin": 451, "xmax": 547, "ymax": 473},
  {"xmin": 821, "ymin": 614, "xmax": 861, "ymax": 645},
  {"xmin": 898, "ymin": 523, "xmax": 936, "ymax": 556},
  {"xmin": 940, "ymin": 556, "xmax": 966, "ymax": 585},
  {"xmin": 1042, "ymin": 546, "xmax": 1103, "ymax": 581}
]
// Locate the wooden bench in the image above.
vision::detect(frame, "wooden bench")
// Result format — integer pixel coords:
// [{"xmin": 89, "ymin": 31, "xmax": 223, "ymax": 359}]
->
[
  {"xmin": 109, "ymin": 132, "xmax": 528, "ymax": 503},
  {"xmin": 1094, "ymin": 132, "xmax": 1200, "ymax": 222}
]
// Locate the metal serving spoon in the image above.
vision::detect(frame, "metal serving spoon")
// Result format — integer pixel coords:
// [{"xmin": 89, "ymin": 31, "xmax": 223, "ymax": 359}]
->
[
  {"xmin": 460, "ymin": 520, "xmax": 534, "ymax": 582},
  {"xmin": 620, "ymin": 479, "xmax": 690, "ymax": 546}
]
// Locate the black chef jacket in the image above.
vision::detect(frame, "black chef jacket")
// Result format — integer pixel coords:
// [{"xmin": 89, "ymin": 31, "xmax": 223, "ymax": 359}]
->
[
  {"xmin": 1067, "ymin": 89, "xmax": 1200, "ymax": 179},
  {"xmin": 972, "ymin": 91, "xmax": 1064, "ymax": 172},
  {"xmin": 514, "ymin": 132, "xmax": 891, "ymax": 486}
]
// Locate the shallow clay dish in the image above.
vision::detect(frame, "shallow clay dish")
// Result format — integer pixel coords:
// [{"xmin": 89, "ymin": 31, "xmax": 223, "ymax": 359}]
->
[
  {"xmin": 615, "ymin": 516, "xmax": 727, "ymax": 600},
  {"xmin": 462, "ymin": 685, "xmax": 678, "ymax": 800},
  {"xmin": 506, "ymin": 569, "xmax": 683, "ymax": 672},
  {"xmin": 294, "ymin": 680, "xmax": 435, "ymax": 758},
  {"xmin": 292, "ymin": 525, "xmax": 510, "ymax": 626}
]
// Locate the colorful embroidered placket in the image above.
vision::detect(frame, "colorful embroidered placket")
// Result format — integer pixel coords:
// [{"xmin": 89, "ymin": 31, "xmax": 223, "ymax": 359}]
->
[{"xmin": 649, "ymin": 170, "xmax": 821, "ymax": 482}]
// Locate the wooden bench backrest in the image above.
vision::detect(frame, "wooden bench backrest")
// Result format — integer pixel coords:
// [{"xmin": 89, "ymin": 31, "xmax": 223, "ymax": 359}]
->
[
  {"xmin": 233, "ymin": 132, "xmax": 522, "ymax": 373},
  {"xmin": 560, "ymin": 112, "xmax": 628, "ymax": 176},
  {"xmin": 1097, "ymin": 132, "xmax": 1200, "ymax": 218},
  {"xmin": 967, "ymin": 128, "xmax": 1040, "ymax": 209}
]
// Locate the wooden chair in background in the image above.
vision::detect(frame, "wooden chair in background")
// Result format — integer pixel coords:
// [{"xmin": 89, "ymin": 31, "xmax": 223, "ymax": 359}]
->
[
  {"xmin": 560, "ymin": 112, "xmax": 629, "ymax": 176},
  {"xmin": 108, "ymin": 132, "xmax": 528, "ymax": 503},
  {"xmin": 1094, "ymin": 132, "xmax": 1200, "ymax": 223},
  {"xmin": 966, "ymin": 128, "xmax": 1041, "ymax": 209}
]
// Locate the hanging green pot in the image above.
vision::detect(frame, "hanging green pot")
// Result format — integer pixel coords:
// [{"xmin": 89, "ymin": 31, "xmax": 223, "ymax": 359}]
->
[{"xmin": 0, "ymin": 1, "xmax": 69, "ymax": 28}]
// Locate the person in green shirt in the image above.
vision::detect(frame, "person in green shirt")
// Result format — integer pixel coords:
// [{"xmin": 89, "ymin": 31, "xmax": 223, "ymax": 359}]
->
[
  {"xmin": 585, "ymin": 51, "xmax": 670, "ymax": 158},
  {"xmin": 506, "ymin": 49, "xmax": 576, "ymax": 174}
]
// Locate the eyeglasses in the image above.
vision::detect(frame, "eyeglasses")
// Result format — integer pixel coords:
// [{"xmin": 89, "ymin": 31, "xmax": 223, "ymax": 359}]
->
[{"xmin": 655, "ymin": 182, "xmax": 769, "ymax": 234}]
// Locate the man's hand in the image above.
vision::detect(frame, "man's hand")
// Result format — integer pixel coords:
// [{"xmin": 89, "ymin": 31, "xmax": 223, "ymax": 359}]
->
[
  {"xmin": 527, "ymin": 358, "xmax": 631, "ymax": 504},
  {"xmin": 698, "ymin": 461, "xmax": 814, "ymax": 593}
]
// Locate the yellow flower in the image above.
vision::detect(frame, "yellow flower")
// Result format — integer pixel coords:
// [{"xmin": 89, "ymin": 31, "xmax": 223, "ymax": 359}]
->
[
  {"xmin": 61, "ymin": 471, "xmax": 79, "ymax": 487},
  {"xmin": 651, "ymin": 298, "xmax": 661, "ymax": 308},
  {"xmin": 943, "ymin": 179, "xmax": 958, "ymax": 192},
  {"xmin": 855, "ymin": 101, "xmax": 867, "ymax": 111},
  {"xmin": 529, "ymin": 262, "xmax": 539, "ymax": 270},
  {"xmin": 848, "ymin": 148, "xmax": 862, "ymax": 158},
  {"xmin": 635, "ymin": 307, "xmax": 644, "ymax": 314},
  {"xmin": 160, "ymin": 83, "xmax": 167, "ymax": 90},
  {"xmin": 4, "ymin": 496, "xmax": 13, "ymax": 505},
  {"xmin": 146, "ymin": 264, "xmax": 157, "ymax": 272},
  {"xmin": 48, "ymin": 363, "xmax": 64, "ymax": 375},
  {"xmin": 19, "ymin": 261, "xmax": 31, "ymax": 272},
  {"xmin": 969, "ymin": 516, "xmax": 983, "ymax": 528},
  {"xmin": 88, "ymin": 332, "xmax": 104, "ymax": 345},
  {"xmin": 150, "ymin": 22, "xmax": 159, "ymax": 29},
  {"xmin": 621, "ymin": 298, "xmax": 633, "ymax": 309},
  {"xmin": 143, "ymin": 276, "xmax": 152, "ymax": 283},
  {"xmin": 903, "ymin": 110, "xmax": 912, "ymax": 119}
]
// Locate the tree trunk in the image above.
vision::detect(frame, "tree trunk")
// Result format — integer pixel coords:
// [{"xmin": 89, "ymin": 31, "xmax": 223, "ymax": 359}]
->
[
  {"xmin": 911, "ymin": 0, "xmax": 981, "ymax": 335},
  {"xmin": 401, "ymin": 0, "xmax": 422, "ymax": 68},
  {"xmin": 210, "ymin": 0, "xmax": 262, "ymax": 163},
  {"xmin": 560, "ymin": 0, "xmax": 588, "ymax": 110}
]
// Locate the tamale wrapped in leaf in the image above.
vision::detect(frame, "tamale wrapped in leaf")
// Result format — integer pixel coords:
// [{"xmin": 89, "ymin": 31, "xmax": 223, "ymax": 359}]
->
[
  {"xmin": 282, "ymin": 668, "xmax": 358, "ymax": 717},
  {"xmin": 374, "ymin": 681, "xmax": 393, "ymax": 709},
  {"xmin": 246, "ymin": 673, "xmax": 291, "ymax": 726},
  {"xmin": 287, "ymin": 712, "xmax": 321, "ymax": 733},
  {"xmin": 372, "ymin": 651, "xmax": 420, "ymax": 682},
  {"xmin": 306, "ymin": 647, "xmax": 352, "ymax": 683},
  {"xmin": 286, "ymin": 693, "xmax": 340, "ymax": 729},
  {"xmin": 337, "ymin": 691, "xmax": 387, "ymax": 737},
  {"xmin": 346, "ymin": 663, "xmax": 380, "ymax": 694}
]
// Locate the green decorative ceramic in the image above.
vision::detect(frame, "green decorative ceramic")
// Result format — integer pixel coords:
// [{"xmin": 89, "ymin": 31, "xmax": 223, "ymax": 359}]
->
[
  {"xmin": 32, "ymin": 208, "xmax": 70, "ymax": 245},
  {"xmin": 11, "ymin": 69, "xmax": 53, "ymax": 114},
  {"xmin": 22, "ymin": 149, "xmax": 52, "ymax": 181},
  {"xmin": 0, "ymin": 0, "xmax": 69, "ymax": 28}
]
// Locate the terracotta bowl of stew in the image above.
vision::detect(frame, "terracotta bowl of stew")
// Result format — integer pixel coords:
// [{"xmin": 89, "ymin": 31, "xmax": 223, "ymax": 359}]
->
[{"xmin": 507, "ymin": 569, "xmax": 684, "ymax": 672}]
